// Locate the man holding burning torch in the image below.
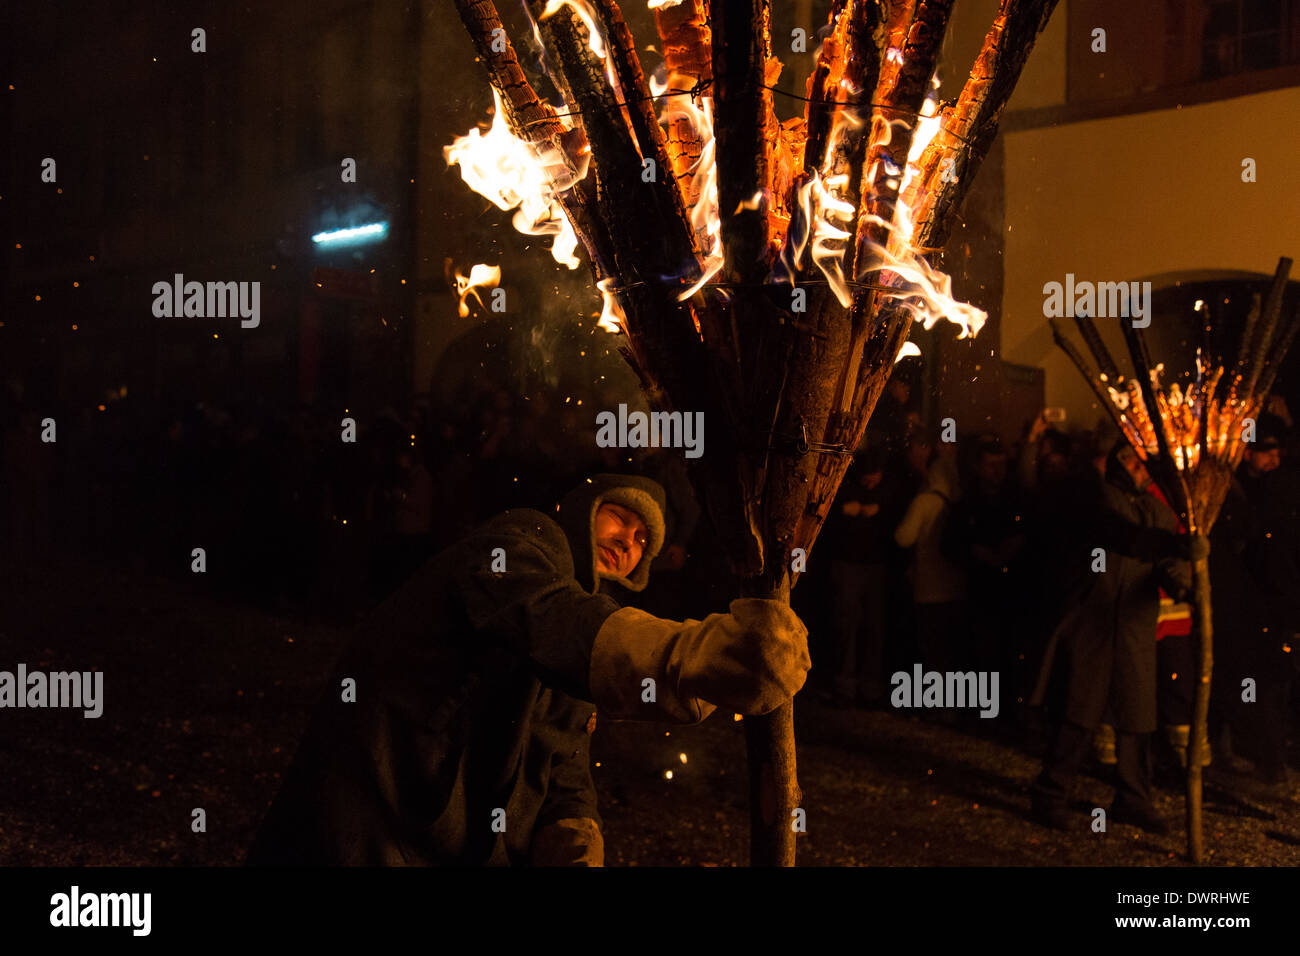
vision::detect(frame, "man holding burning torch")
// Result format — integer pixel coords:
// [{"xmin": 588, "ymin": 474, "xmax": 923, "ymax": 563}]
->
[{"xmin": 247, "ymin": 472, "xmax": 809, "ymax": 866}]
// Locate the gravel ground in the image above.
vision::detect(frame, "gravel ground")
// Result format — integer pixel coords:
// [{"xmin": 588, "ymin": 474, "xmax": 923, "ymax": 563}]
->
[
  {"xmin": 3, "ymin": 556, "xmax": 1297, "ymax": 866},
  {"xmin": 594, "ymin": 703, "xmax": 1300, "ymax": 866}
]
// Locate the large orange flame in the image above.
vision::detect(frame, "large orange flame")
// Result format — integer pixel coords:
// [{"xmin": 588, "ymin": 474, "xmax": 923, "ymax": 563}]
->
[
  {"xmin": 443, "ymin": 89, "xmax": 588, "ymax": 270},
  {"xmin": 853, "ymin": 77, "xmax": 986, "ymax": 340}
]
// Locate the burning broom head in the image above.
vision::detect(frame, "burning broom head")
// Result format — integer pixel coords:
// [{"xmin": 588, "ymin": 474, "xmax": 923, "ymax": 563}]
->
[
  {"xmin": 1052, "ymin": 255, "xmax": 1298, "ymax": 532},
  {"xmin": 450, "ymin": 0, "xmax": 1060, "ymax": 584}
]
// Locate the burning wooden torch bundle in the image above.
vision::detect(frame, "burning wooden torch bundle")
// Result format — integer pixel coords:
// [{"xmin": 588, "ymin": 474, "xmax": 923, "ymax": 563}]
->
[
  {"xmin": 449, "ymin": 0, "xmax": 1059, "ymax": 865},
  {"xmin": 1052, "ymin": 255, "xmax": 1298, "ymax": 862}
]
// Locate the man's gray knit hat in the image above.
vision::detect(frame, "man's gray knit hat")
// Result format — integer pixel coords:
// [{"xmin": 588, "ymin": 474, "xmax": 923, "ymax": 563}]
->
[{"xmin": 555, "ymin": 473, "xmax": 667, "ymax": 594}]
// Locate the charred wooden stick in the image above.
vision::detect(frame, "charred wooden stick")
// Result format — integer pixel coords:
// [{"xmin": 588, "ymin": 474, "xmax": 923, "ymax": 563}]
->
[
  {"xmin": 1242, "ymin": 257, "xmax": 1292, "ymax": 398},
  {"xmin": 1050, "ymin": 319, "xmax": 1147, "ymax": 453},
  {"xmin": 711, "ymin": 0, "xmax": 800, "ymax": 871},
  {"xmin": 869, "ymin": 0, "xmax": 920, "ymax": 118},
  {"xmin": 453, "ymin": 0, "xmax": 569, "ymax": 139},
  {"xmin": 1052, "ymin": 321, "xmax": 1125, "ymax": 424},
  {"xmin": 711, "ymin": 0, "xmax": 774, "ymax": 284},
  {"xmin": 1196, "ymin": 365, "xmax": 1224, "ymax": 466},
  {"xmin": 836, "ymin": 1, "xmax": 951, "ymax": 412},
  {"xmin": 655, "ymin": 0, "xmax": 712, "ymax": 81},
  {"xmin": 1257, "ymin": 306, "xmax": 1300, "ymax": 399},
  {"xmin": 834, "ymin": 0, "xmax": 886, "ymax": 282},
  {"xmin": 1185, "ymin": 557, "xmax": 1213, "ymax": 863},
  {"xmin": 654, "ymin": 0, "xmax": 712, "ymax": 217},
  {"xmin": 529, "ymin": 1, "xmax": 699, "ymax": 285},
  {"xmin": 1121, "ymin": 320, "xmax": 1192, "ymax": 519},
  {"xmin": 1073, "ymin": 313, "xmax": 1122, "ymax": 384},
  {"xmin": 907, "ymin": 0, "xmax": 1060, "ymax": 249},
  {"xmin": 856, "ymin": 0, "xmax": 950, "ymax": 259},
  {"xmin": 1198, "ymin": 300, "xmax": 1215, "ymax": 375},
  {"xmin": 453, "ymin": 0, "xmax": 613, "ymax": 268},
  {"xmin": 802, "ymin": 0, "xmax": 851, "ymax": 173},
  {"xmin": 646, "ymin": 0, "xmax": 745, "ymax": 373},
  {"xmin": 1232, "ymin": 294, "xmax": 1262, "ymax": 394},
  {"xmin": 591, "ymin": 0, "xmax": 702, "ymax": 264}
]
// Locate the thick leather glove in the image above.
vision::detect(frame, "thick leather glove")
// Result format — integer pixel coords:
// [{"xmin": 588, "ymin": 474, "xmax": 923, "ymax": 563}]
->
[
  {"xmin": 588, "ymin": 599, "xmax": 810, "ymax": 722},
  {"xmin": 531, "ymin": 817, "xmax": 603, "ymax": 867}
]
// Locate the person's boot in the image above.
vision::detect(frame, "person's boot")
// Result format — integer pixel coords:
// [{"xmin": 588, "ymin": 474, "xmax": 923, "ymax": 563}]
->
[
  {"xmin": 1109, "ymin": 800, "xmax": 1171, "ymax": 835},
  {"xmin": 1168, "ymin": 724, "xmax": 1212, "ymax": 767},
  {"xmin": 1095, "ymin": 723, "xmax": 1117, "ymax": 765},
  {"xmin": 1166, "ymin": 724, "xmax": 1189, "ymax": 768},
  {"xmin": 1215, "ymin": 725, "xmax": 1254, "ymax": 774}
]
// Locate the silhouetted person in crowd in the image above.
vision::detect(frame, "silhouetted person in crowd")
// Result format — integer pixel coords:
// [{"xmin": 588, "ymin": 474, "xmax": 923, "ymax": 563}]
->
[
  {"xmin": 899, "ymin": 427, "xmax": 934, "ymax": 501},
  {"xmin": 947, "ymin": 436, "xmax": 1027, "ymax": 691},
  {"xmin": 1030, "ymin": 442, "xmax": 1204, "ymax": 834},
  {"xmin": 865, "ymin": 371, "xmax": 919, "ymax": 466},
  {"xmin": 895, "ymin": 450, "xmax": 968, "ymax": 719},
  {"xmin": 1016, "ymin": 417, "xmax": 1096, "ymax": 719},
  {"xmin": 821, "ymin": 448, "xmax": 894, "ymax": 708},
  {"xmin": 1018, "ymin": 412, "xmax": 1072, "ymax": 493},
  {"xmin": 1214, "ymin": 416, "xmax": 1300, "ymax": 785}
]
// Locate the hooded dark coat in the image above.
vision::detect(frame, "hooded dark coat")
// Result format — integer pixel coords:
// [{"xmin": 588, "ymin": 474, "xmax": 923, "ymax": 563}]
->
[
  {"xmin": 1029, "ymin": 451, "xmax": 1191, "ymax": 734},
  {"xmin": 246, "ymin": 473, "xmax": 666, "ymax": 865}
]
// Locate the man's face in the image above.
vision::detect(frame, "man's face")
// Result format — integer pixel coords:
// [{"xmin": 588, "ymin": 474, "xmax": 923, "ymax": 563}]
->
[
  {"xmin": 1245, "ymin": 447, "xmax": 1281, "ymax": 476},
  {"xmin": 593, "ymin": 502, "xmax": 648, "ymax": 578}
]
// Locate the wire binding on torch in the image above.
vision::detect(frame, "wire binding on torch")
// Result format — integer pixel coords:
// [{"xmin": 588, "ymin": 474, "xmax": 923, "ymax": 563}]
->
[
  {"xmin": 595, "ymin": 274, "xmax": 946, "ymax": 297},
  {"xmin": 522, "ymin": 75, "xmax": 975, "ymax": 146}
]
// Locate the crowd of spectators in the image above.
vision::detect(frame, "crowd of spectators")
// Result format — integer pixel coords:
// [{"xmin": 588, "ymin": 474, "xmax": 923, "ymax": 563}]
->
[
  {"xmin": 4, "ymin": 369, "xmax": 1296, "ymax": 807},
  {"xmin": 803, "ymin": 385, "xmax": 1300, "ymax": 813}
]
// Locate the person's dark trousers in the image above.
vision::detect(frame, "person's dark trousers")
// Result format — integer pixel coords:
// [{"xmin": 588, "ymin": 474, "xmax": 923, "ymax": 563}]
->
[
  {"xmin": 914, "ymin": 600, "xmax": 968, "ymax": 674},
  {"xmin": 1252, "ymin": 669, "xmax": 1293, "ymax": 778},
  {"xmin": 914, "ymin": 600, "xmax": 969, "ymax": 722},
  {"xmin": 829, "ymin": 560, "xmax": 888, "ymax": 703},
  {"xmin": 1034, "ymin": 720, "xmax": 1154, "ymax": 810},
  {"xmin": 1111, "ymin": 731, "xmax": 1155, "ymax": 809}
]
